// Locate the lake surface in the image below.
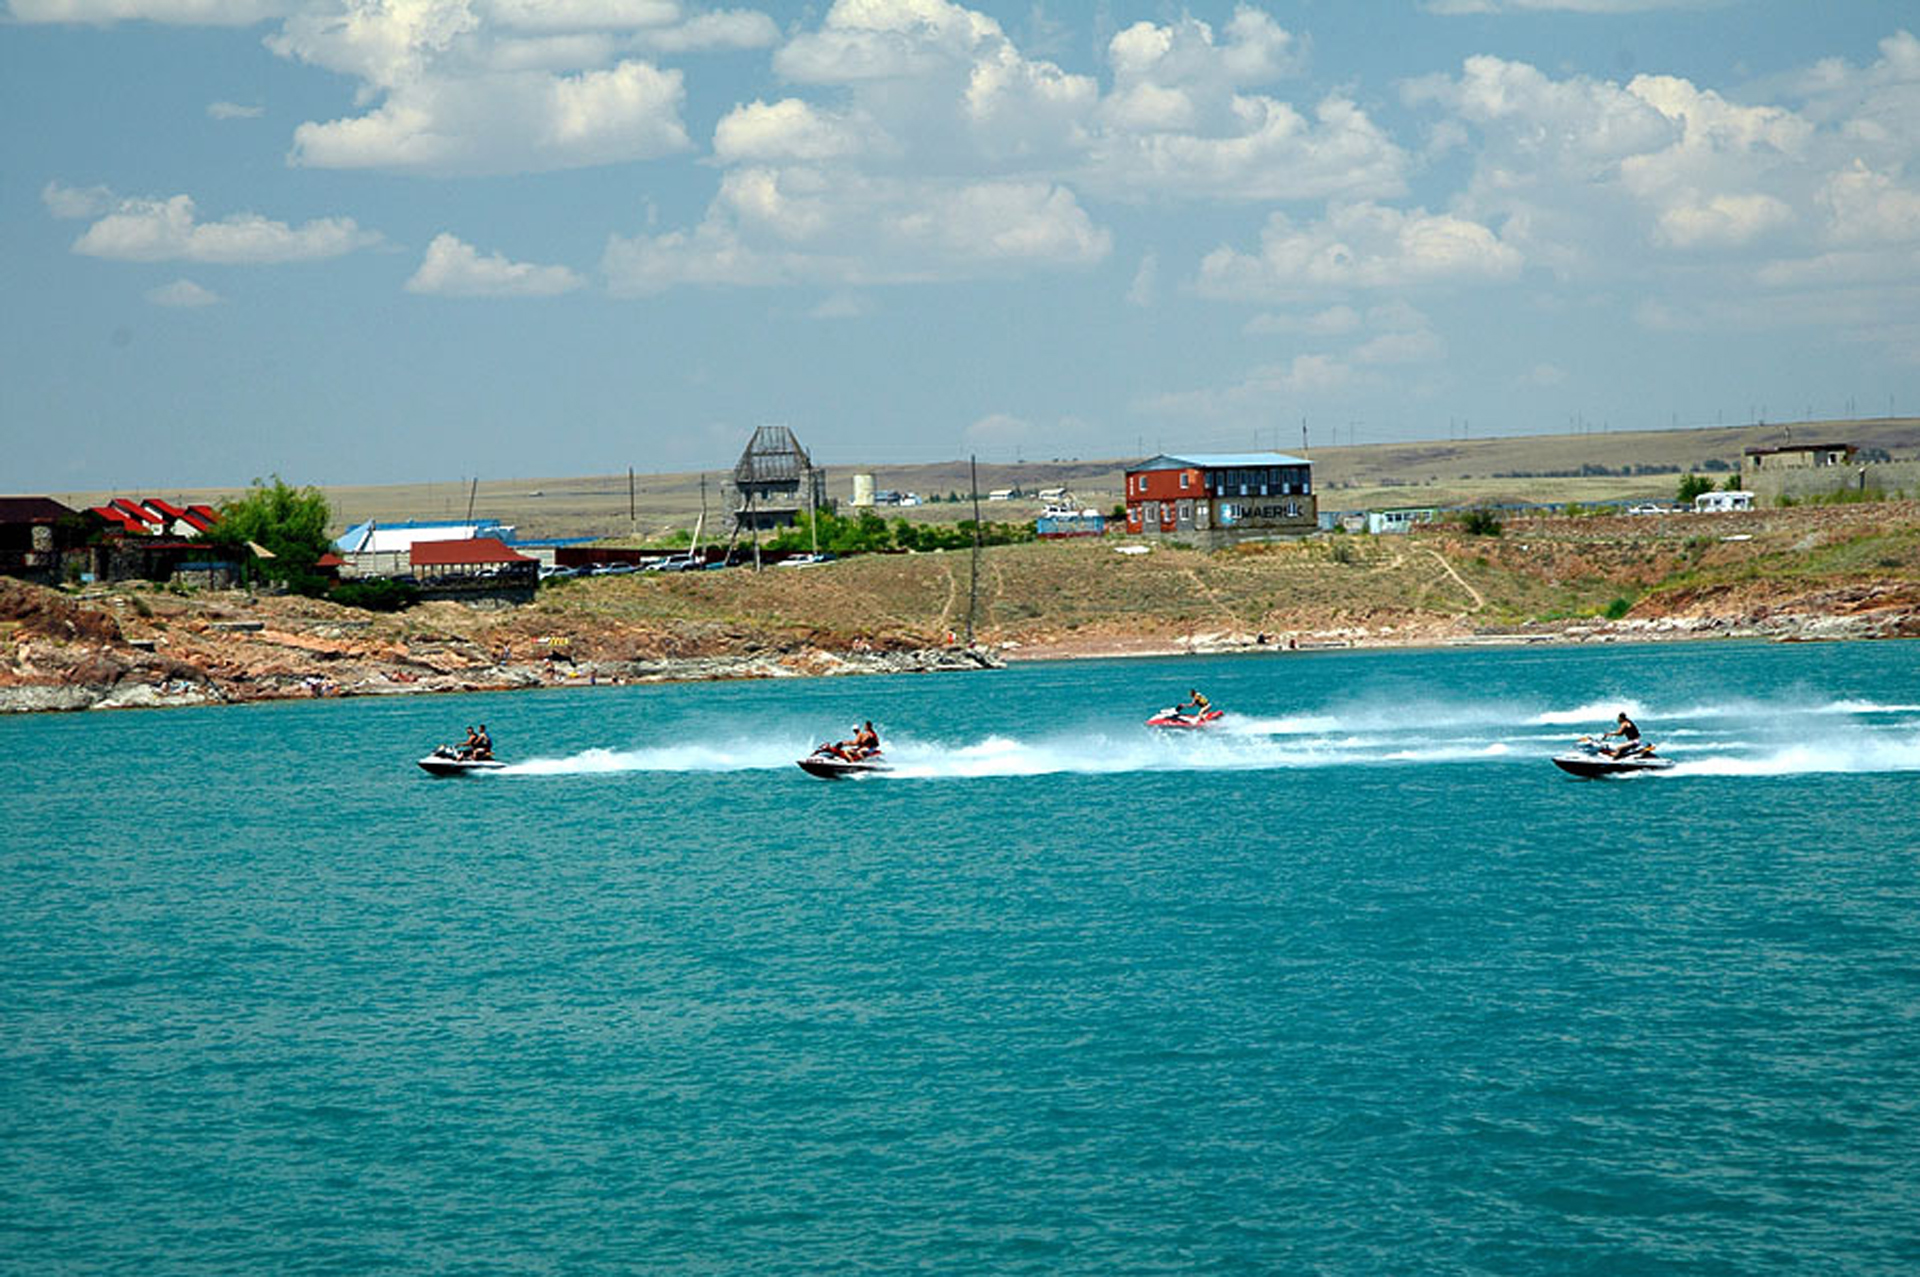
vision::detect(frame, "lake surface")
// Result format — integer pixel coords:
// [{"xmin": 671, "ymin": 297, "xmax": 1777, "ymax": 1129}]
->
[{"xmin": 4, "ymin": 640, "xmax": 1919, "ymax": 1273}]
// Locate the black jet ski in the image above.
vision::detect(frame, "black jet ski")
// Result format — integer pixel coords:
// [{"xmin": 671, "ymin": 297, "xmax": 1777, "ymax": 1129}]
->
[
  {"xmin": 419, "ymin": 745, "xmax": 508, "ymax": 777},
  {"xmin": 1551, "ymin": 737, "xmax": 1674, "ymax": 778},
  {"xmin": 797, "ymin": 744, "xmax": 891, "ymax": 779}
]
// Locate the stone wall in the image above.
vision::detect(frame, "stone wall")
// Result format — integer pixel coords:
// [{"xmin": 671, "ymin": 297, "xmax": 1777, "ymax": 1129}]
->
[{"xmin": 1742, "ymin": 459, "xmax": 1920, "ymax": 504}]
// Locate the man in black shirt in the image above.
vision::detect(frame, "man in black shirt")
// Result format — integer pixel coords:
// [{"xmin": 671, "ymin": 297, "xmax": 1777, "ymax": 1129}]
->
[{"xmin": 1599, "ymin": 712, "xmax": 1643, "ymax": 758}]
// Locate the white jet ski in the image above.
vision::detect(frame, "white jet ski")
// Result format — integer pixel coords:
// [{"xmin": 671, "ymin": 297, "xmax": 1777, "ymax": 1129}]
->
[
  {"xmin": 797, "ymin": 744, "xmax": 891, "ymax": 779},
  {"xmin": 419, "ymin": 745, "xmax": 508, "ymax": 777},
  {"xmin": 1145, "ymin": 706, "xmax": 1224, "ymax": 729},
  {"xmin": 1551, "ymin": 737, "xmax": 1674, "ymax": 778}
]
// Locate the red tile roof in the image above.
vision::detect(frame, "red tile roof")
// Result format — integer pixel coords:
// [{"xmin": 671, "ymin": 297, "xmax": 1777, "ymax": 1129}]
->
[{"xmin": 410, "ymin": 536, "xmax": 533, "ymax": 567}]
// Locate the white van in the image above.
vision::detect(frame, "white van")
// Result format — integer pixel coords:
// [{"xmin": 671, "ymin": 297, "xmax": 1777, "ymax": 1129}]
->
[{"xmin": 1693, "ymin": 491, "xmax": 1754, "ymax": 512}]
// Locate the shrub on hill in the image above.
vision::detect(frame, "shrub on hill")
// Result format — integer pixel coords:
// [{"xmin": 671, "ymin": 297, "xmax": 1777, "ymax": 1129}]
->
[{"xmin": 331, "ymin": 578, "xmax": 419, "ymax": 612}]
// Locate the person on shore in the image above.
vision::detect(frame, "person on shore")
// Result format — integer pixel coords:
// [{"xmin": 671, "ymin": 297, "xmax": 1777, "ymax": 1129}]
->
[{"xmin": 1597, "ymin": 712, "xmax": 1645, "ymax": 758}]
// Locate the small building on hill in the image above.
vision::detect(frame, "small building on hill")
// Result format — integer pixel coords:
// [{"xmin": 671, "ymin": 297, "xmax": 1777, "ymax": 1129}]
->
[
  {"xmin": 409, "ymin": 537, "xmax": 536, "ymax": 580},
  {"xmin": 1741, "ymin": 440, "xmax": 1920, "ymax": 505},
  {"xmin": 1124, "ymin": 452, "xmax": 1315, "ymax": 546},
  {"xmin": 0, "ymin": 496, "xmax": 81, "ymax": 582}
]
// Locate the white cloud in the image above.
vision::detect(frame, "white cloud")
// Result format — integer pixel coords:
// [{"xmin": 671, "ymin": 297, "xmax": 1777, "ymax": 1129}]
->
[
  {"xmin": 1245, "ymin": 304, "xmax": 1359, "ymax": 336},
  {"xmin": 1818, "ymin": 160, "xmax": 1920, "ymax": 246},
  {"xmin": 962, "ymin": 411, "xmax": 1105, "ymax": 456},
  {"xmin": 283, "ymin": 57, "xmax": 689, "ymax": 175},
  {"xmin": 605, "ymin": 171, "xmax": 1109, "ymax": 294},
  {"xmin": 1654, "ymin": 192, "xmax": 1796, "ymax": 249},
  {"xmin": 1126, "ymin": 252, "xmax": 1158, "ymax": 308},
  {"xmin": 808, "ymin": 291, "xmax": 871, "ymax": 319},
  {"xmin": 1198, "ymin": 202, "xmax": 1522, "ymax": 300},
  {"xmin": 405, "ymin": 233, "xmax": 583, "ymax": 296},
  {"xmin": 42, "ymin": 181, "xmax": 115, "ymax": 219},
  {"xmin": 8, "ymin": 0, "xmax": 287, "ymax": 24},
  {"xmin": 207, "ymin": 100, "xmax": 265, "ymax": 119},
  {"xmin": 67, "ymin": 192, "xmax": 382, "ymax": 263},
  {"xmin": 265, "ymin": 0, "xmax": 692, "ymax": 176},
  {"xmin": 1139, "ymin": 353, "xmax": 1357, "ymax": 424},
  {"xmin": 146, "ymin": 279, "xmax": 222, "ymax": 307},
  {"xmin": 631, "ymin": 8, "xmax": 781, "ymax": 54},
  {"xmin": 714, "ymin": 99, "xmax": 871, "ymax": 163}
]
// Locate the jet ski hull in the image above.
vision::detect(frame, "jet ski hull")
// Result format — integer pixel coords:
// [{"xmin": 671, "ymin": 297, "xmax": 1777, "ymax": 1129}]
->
[
  {"xmin": 419, "ymin": 756, "xmax": 508, "ymax": 777},
  {"xmin": 1146, "ymin": 709, "xmax": 1224, "ymax": 729},
  {"xmin": 797, "ymin": 751, "xmax": 890, "ymax": 779},
  {"xmin": 1551, "ymin": 753, "xmax": 1674, "ymax": 778}
]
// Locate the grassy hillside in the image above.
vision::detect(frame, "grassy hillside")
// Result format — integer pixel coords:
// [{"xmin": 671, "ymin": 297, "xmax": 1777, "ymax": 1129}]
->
[{"xmin": 495, "ymin": 500, "xmax": 1919, "ymax": 652}]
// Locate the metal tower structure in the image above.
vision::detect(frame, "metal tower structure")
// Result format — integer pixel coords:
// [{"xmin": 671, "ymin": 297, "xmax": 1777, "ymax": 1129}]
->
[{"xmin": 725, "ymin": 425, "xmax": 827, "ymax": 568}]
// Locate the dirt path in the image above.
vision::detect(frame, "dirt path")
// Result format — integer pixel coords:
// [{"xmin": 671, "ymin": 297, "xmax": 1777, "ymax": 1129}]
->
[{"xmin": 1424, "ymin": 546, "xmax": 1485, "ymax": 611}]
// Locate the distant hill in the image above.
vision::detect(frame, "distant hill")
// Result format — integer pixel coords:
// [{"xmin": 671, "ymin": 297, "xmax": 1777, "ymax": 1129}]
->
[{"xmin": 47, "ymin": 417, "xmax": 1920, "ymax": 541}]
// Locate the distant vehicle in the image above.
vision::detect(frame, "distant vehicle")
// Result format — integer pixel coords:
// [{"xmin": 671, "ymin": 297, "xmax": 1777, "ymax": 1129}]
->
[
  {"xmin": 1626, "ymin": 503, "xmax": 1668, "ymax": 515},
  {"xmin": 601, "ymin": 563, "xmax": 638, "ymax": 575},
  {"xmin": 539, "ymin": 566, "xmax": 579, "ymax": 580},
  {"xmin": 1694, "ymin": 491, "xmax": 1754, "ymax": 513},
  {"xmin": 777, "ymin": 553, "xmax": 836, "ymax": 567}
]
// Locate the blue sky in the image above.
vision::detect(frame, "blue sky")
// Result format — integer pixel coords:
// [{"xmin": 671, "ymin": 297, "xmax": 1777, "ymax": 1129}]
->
[{"xmin": 4, "ymin": 0, "xmax": 1917, "ymax": 491}]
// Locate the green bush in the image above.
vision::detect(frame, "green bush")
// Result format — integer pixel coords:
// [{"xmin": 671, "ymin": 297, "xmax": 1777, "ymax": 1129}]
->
[
  {"xmin": 331, "ymin": 578, "xmax": 420, "ymax": 612},
  {"xmin": 1456, "ymin": 508, "xmax": 1503, "ymax": 537},
  {"xmin": 1604, "ymin": 597, "xmax": 1633, "ymax": 620}
]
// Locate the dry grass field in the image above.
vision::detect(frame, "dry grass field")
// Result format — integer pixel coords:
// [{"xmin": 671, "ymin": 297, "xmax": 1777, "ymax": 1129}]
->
[
  {"xmin": 46, "ymin": 418, "xmax": 1920, "ymax": 543},
  {"xmin": 504, "ymin": 498, "xmax": 1920, "ymax": 653}
]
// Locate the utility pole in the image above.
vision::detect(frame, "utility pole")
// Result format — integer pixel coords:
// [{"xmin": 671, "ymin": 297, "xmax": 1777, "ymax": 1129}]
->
[
  {"xmin": 966, "ymin": 454, "xmax": 981, "ymax": 647},
  {"xmin": 628, "ymin": 467, "xmax": 636, "ymax": 537}
]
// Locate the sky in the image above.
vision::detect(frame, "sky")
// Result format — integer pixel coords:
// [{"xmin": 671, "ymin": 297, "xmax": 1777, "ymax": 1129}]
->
[{"xmin": 4, "ymin": 0, "xmax": 1919, "ymax": 491}]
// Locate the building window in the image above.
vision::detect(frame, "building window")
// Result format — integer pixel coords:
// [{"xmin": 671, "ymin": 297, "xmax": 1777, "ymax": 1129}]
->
[{"xmin": 1180, "ymin": 472, "xmax": 1190, "ymax": 490}]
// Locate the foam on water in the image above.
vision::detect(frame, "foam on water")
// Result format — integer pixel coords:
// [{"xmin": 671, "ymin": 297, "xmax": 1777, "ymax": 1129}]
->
[{"xmin": 488, "ymin": 687, "xmax": 1920, "ymax": 782}]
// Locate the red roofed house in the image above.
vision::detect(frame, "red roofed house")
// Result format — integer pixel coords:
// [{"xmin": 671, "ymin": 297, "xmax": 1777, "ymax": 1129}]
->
[{"xmin": 409, "ymin": 537, "xmax": 536, "ymax": 581}]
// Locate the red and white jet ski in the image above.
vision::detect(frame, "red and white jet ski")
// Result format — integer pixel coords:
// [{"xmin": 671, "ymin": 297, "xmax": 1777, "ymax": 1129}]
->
[
  {"xmin": 797, "ymin": 743, "xmax": 892, "ymax": 779},
  {"xmin": 1145, "ymin": 706, "xmax": 1225, "ymax": 729}
]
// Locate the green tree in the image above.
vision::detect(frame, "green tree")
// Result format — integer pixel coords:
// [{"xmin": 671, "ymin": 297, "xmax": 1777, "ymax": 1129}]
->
[
  {"xmin": 1676, "ymin": 473, "xmax": 1713, "ymax": 504},
  {"xmin": 1722, "ymin": 473, "xmax": 1743, "ymax": 491},
  {"xmin": 210, "ymin": 475, "xmax": 334, "ymax": 594}
]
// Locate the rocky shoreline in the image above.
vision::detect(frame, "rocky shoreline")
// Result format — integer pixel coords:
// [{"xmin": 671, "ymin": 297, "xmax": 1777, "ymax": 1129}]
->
[{"xmin": 4, "ymin": 539, "xmax": 1916, "ymax": 714}]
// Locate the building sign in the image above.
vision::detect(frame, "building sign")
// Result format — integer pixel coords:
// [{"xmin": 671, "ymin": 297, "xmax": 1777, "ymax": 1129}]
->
[{"xmin": 1217, "ymin": 500, "xmax": 1311, "ymax": 528}]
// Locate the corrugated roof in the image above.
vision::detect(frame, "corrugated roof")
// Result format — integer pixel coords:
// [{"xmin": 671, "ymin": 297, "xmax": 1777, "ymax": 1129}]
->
[
  {"xmin": 411, "ymin": 537, "xmax": 534, "ymax": 567},
  {"xmin": 1131, "ymin": 451, "xmax": 1312, "ymax": 471}
]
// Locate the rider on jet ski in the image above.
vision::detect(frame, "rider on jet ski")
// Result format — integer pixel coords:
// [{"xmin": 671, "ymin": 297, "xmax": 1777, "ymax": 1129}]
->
[
  {"xmin": 1597, "ymin": 712, "xmax": 1649, "ymax": 758},
  {"xmin": 1180, "ymin": 689, "xmax": 1211, "ymax": 716},
  {"xmin": 829, "ymin": 721, "xmax": 881, "ymax": 760}
]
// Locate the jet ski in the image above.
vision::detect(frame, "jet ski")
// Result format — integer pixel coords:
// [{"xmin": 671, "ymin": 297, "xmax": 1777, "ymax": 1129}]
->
[
  {"xmin": 1146, "ymin": 706, "xmax": 1224, "ymax": 729},
  {"xmin": 797, "ymin": 744, "xmax": 891, "ymax": 779},
  {"xmin": 1551, "ymin": 737, "xmax": 1674, "ymax": 778},
  {"xmin": 419, "ymin": 745, "xmax": 508, "ymax": 777}
]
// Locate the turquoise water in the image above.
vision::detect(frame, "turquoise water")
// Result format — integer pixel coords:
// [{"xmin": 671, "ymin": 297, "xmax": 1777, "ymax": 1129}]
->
[{"xmin": 4, "ymin": 640, "xmax": 1919, "ymax": 1273}]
